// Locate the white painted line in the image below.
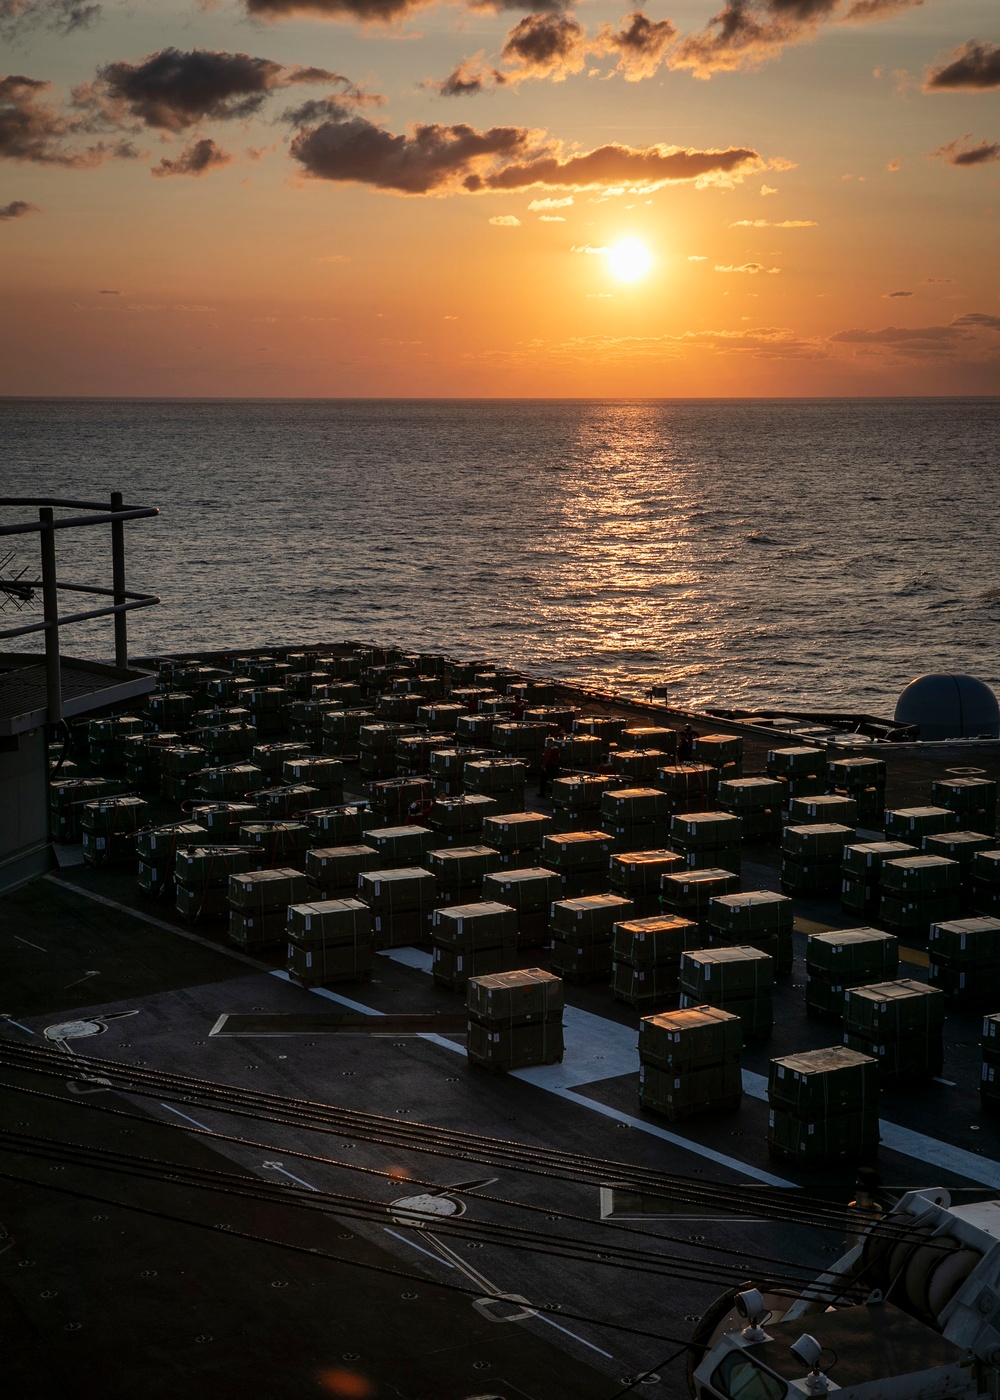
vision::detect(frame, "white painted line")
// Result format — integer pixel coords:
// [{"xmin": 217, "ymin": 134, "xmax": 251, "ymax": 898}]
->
[
  {"xmin": 535, "ymin": 1312, "xmax": 614, "ymax": 1359},
  {"xmin": 264, "ymin": 1163, "xmax": 318, "ymax": 1191},
  {"xmin": 933, "ymin": 1078, "xmax": 956, "ymax": 1087},
  {"xmin": 1, "ymin": 1019, "xmax": 36, "ymax": 1035},
  {"xmin": 379, "ymin": 948, "xmax": 433, "ymax": 972},
  {"xmin": 45, "ymin": 878, "xmax": 271, "ymax": 971},
  {"xmin": 13, "ymin": 936, "xmax": 47, "ymax": 952},
  {"xmin": 269, "ymin": 970, "xmax": 381, "ymax": 1016},
  {"xmin": 160, "ymin": 1102, "xmax": 212, "ymax": 1132},
  {"xmin": 384, "ymin": 1227, "xmax": 456, "ymax": 1267}
]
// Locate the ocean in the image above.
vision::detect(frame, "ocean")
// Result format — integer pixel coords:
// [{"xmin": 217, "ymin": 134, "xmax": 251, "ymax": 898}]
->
[{"xmin": 1, "ymin": 396, "xmax": 998, "ymax": 715}]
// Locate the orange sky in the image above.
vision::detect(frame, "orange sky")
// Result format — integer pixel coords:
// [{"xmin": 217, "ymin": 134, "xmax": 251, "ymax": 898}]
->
[{"xmin": 0, "ymin": 0, "xmax": 997, "ymax": 395}]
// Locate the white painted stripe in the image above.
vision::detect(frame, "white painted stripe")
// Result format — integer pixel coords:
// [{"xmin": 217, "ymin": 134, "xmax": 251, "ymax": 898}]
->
[
  {"xmin": 933, "ymin": 1078, "xmax": 956, "ymax": 1087},
  {"xmin": 384, "ymin": 1227, "xmax": 456, "ymax": 1268},
  {"xmin": 2, "ymin": 1019, "xmax": 37, "ymax": 1035},
  {"xmin": 534, "ymin": 1312, "xmax": 615, "ymax": 1359},
  {"xmin": 269, "ymin": 970, "xmax": 380, "ymax": 1017},
  {"xmin": 159, "ymin": 1102, "xmax": 212, "ymax": 1132},
  {"xmin": 265, "ymin": 1163, "xmax": 318, "ymax": 1191},
  {"xmin": 13, "ymin": 936, "xmax": 47, "ymax": 952}
]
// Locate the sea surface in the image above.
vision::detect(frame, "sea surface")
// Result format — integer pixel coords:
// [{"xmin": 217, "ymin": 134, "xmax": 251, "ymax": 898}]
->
[{"xmin": 1, "ymin": 397, "xmax": 998, "ymax": 715}]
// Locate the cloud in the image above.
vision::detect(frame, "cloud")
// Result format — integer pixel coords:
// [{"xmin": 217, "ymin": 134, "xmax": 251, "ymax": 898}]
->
[
  {"xmin": 886, "ymin": 157, "xmax": 900, "ymax": 171},
  {"xmin": 529, "ymin": 324, "xmax": 824, "ymax": 362},
  {"xmin": 730, "ymin": 217, "xmax": 816, "ymax": 226},
  {"xmin": 0, "ymin": 196, "xmax": 38, "ymax": 218},
  {"xmin": 0, "ymin": 0, "xmax": 100, "ymax": 42},
  {"xmin": 760, "ymin": 183, "xmax": 777, "ymax": 194},
  {"xmin": 884, "ymin": 289, "xmax": 913, "ymax": 297},
  {"xmin": 489, "ymin": 212, "xmax": 520, "ymax": 224},
  {"xmin": 830, "ymin": 314, "xmax": 1000, "ymax": 356},
  {"xmin": 290, "ymin": 108, "xmax": 766, "ymax": 197},
  {"xmin": 434, "ymin": 55, "xmax": 507, "ymax": 97},
  {"xmin": 87, "ymin": 48, "xmax": 342, "ymax": 133},
  {"xmin": 715, "ymin": 261, "xmax": 780, "ymax": 273},
  {"xmin": 688, "ymin": 253, "xmax": 707, "ymax": 260},
  {"xmin": 243, "ymin": 0, "xmax": 431, "ymax": 20},
  {"xmin": 923, "ymin": 276, "xmax": 952, "ymax": 283},
  {"xmin": 924, "ymin": 41, "xmax": 1000, "ymax": 92},
  {"xmin": 501, "ymin": 14, "xmax": 588, "ymax": 83},
  {"xmin": 474, "ymin": 141, "xmax": 764, "ymax": 193},
  {"xmin": 671, "ymin": 0, "xmax": 922, "ymax": 79},
  {"xmin": 932, "ymin": 135, "xmax": 1000, "ymax": 167},
  {"xmin": 538, "ymin": 213, "xmax": 564, "ymax": 220},
  {"xmin": 151, "ymin": 136, "xmax": 231, "ymax": 177},
  {"xmin": 594, "ymin": 11, "xmax": 678, "ymax": 82},
  {"xmin": 99, "ymin": 287, "xmax": 119, "ymax": 293},
  {"xmin": 529, "ymin": 194, "xmax": 572, "ymax": 209},
  {"xmin": 572, "ymin": 243, "xmax": 608, "ymax": 253},
  {"xmin": 0, "ymin": 72, "xmax": 137, "ymax": 165}
]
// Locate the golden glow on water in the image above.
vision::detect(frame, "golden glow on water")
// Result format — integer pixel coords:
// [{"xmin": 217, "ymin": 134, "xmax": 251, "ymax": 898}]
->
[{"xmin": 607, "ymin": 239, "xmax": 653, "ymax": 283}]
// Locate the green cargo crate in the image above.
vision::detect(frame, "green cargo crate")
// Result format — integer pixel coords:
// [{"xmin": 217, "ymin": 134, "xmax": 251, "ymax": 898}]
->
[
  {"xmin": 780, "ymin": 857, "xmax": 841, "ymax": 896},
  {"xmin": 928, "ymin": 959, "xmax": 1000, "ymax": 1002},
  {"xmin": 431, "ymin": 901, "xmax": 518, "ymax": 947},
  {"xmin": 884, "ymin": 806, "xmax": 960, "ymax": 842},
  {"xmin": 466, "ymin": 1018, "xmax": 564, "ymax": 1071},
  {"xmin": 639, "ymin": 1060, "xmax": 742, "ymax": 1120},
  {"xmin": 654, "ymin": 764, "xmax": 719, "ymax": 808},
  {"xmin": 241, "ymin": 821, "xmax": 311, "ymax": 868},
  {"xmin": 678, "ymin": 844, "xmax": 742, "ymax": 874},
  {"xmin": 176, "ymin": 883, "xmax": 230, "ymax": 921},
  {"xmin": 432, "ymin": 938, "xmax": 520, "ymax": 992},
  {"xmin": 358, "ymin": 867, "xmax": 436, "ymax": 913},
  {"xmin": 229, "ymin": 866, "xmax": 308, "ymax": 913},
  {"xmin": 466, "ymin": 967, "xmax": 564, "ymax": 1024},
  {"xmin": 549, "ymin": 938, "xmax": 614, "ymax": 982},
  {"xmin": 843, "ymin": 1031, "xmax": 943, "ymax": 1081},
  {"xmin": 880, "ymin": 892, "xmax": 962, "ymax": 934},
  {"xmin": 174, "ymin": 846, "xmax": 251, "ymax": 888},
  {"xmin": 766, "ymin": 747, "xmax": 823, "ymax": 777},
  {"xmin": 601, "ymin": 787, "xmax": 672, "ymax": 825},
  {"xmin": 366, "ymin": 824, "xmax": 434, "ymax": 864},
  {"xmin": 680, "ymin": 946, "xmax": 774, "ymax": 1001},
  {"xmin": 639, "ymin": 1004, "xmax": 741, "ymax": 1070},
  {"xmin": 717, "ymin": 777, "xmax": 784, "ymax": 813},
  {"xmin": 669, "ymin": 811, "xmax": 742, "ymax": 849},
  {"xmin": 805, "ymin": 976, "xmax": 852, "ymax": 1022},
  {"xmin": 769, "ymin": 1045, "xmax": 878, "ymax": 1117},
  {"xmin": 922, "ymin": 831, "xmax": 995, "ymax": 870},
  {"xmin": 661, "ymin": 867, "xmax": 740, "ymax": 912},
  {"xmin": 788, "ymin": 794, "xmax": 859, "ymax": 828},
  {"xmin": 707, "ymin": 890, "xmax": 793, "ymax": 937},
  {"xmin": 609, "ymin": 850, "xmax": 685, "ymax": 895},
  {"xmin": 612, "ymin": 963, "xmax": 680, "ymax": 1007},
  {"xmin": 483, "ymin": 867, "xmax": 559, "ymax": 912},
  {"xmin": 842, "ymin": 841, "xmax": 916, "ymax": 879},
  {"xmin": 482, "ymin": 812, "xmax": 552, "ymax": 851},
  {"xmin": 613, "ymin": 914, "xmax": 698, "ymax": 966},
  {"xmin": 305, "ymin": 844, "xmax": 380, "ymax": 887},
  {"xmin": 927, "ymin": 915, "xmax": 1000, "ymax": 964},
  {"xmin": 228, "ymin": 907, "xmax": 286, "ymax": 949},
  {"xmin": 806, "ymin": 928, "xmax": 899, "ymax": 980},
  {"xmin": 464, "ymin": 759, "xmax": 528, "ymax": 795},
  {"xmin": 550, "ymin": 894, "xmax": 633, "ymax": 939},
  {"xmin": 881, "ymin": 855, "xmax": 961, "ymax": 897},
  {"xmin": 843, "ymin": 979, "xmax": 944, "ymax": 1039},
  {"xmin": 542, "ymin": 830, "xmax": 613, "ymax": 871},
  {"xmin": 767, "ymin": 1105, "xmax": 878, "ymax": 1165},
  {"xmin": 783, "ymin": 823, "xmax": 855, "ymax": 863}
]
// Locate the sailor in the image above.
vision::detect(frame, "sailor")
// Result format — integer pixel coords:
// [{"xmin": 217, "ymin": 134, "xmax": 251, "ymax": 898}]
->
[
  {"xmin": 677, "ymin": 724, "xmax": 695, "ymax": 761},
  {"xmin": 539, "ymin": 735, "xmax": 561, "ymax": 798}
]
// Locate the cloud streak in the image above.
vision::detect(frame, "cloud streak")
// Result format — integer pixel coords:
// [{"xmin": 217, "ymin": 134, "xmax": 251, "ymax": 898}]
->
[
  {"xmin": 0, "ymin": 72, "xmax": 136, "ymax": 166},
  {"xmin": 924, "ymin": 41, "xmax": 1000, "ymax": 92},
  {"xmin": 932, "ymin": 134, "xmax": 1000, "ymax": 167},
  {"xmin": 151, "ymin": 136, "xmax": 231, "ymax": 177},
  {"xmin": 0, "ymin": 195, "xmax": 38, "ymax": 218},
  {"xmin": 0, "ymin": 0, "xmax": 100, "ymax": 42}
]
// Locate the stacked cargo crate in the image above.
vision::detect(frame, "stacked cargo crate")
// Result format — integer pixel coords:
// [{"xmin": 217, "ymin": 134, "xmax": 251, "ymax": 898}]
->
[
  {"xmin": 717, "ymin": 777, "xmax": 783, "ymax": 844},
  {"xmin": 600, "ymin": 787, "xmax": 673, "ymax": 853},
  {"xmin": 981, "ymin": 1013, "xmax": 1000, "ymax": 1112},
  {"xmin": 932, "ymin": 776, "xmax": 997, "ymax": 835},
  {"xmin": 192, "ymin": 801, "xmax": 263, "ymax": 841},
  {"xmin": 927, "ymin": 916, "xmax": 1000, "ymax": 1006},
  {"xmin": 358, "ymin": 867, "xmax": 437, "ymax": 949},
  {"xmin": 146, "ymin": 691, "xmax": 199, "ymax": 732},
  {"xmin": 610, "ymin": 745, "xmax": 673, "ymax": 784},
  {"xmin": 429, "ymin": 746, "xmax": 492, "ymax": 797},
  {"xmin": 705, "ymin": 891, "xmax": 794, "ymax": 976},
  {"xmin": 612, "ymin": 913, "xmax": 698, "ymax": 1010},
  {"xmin": 654, "ymin": 763, "xmax": 719, "ymax": 817},
  {"xmin": 541, "ymin": 830, "xmax": 614, "ymax": 898},
  {"xmin": 307, "ymin": 801, "xmax": 378, "ymax": 846},
  {"xmin": 395, "ymin": 733, "xmax": 452, "ymax": 778},
  {"xmin": 843, "ymin": 980, "xmax": 945, "ymax": 1083},
  {"xmin": 160, "ymin": 745, "xmax": 207, "ymax": 803},
  {"xmin": 124, "ymin": 732, "xmax": 182, "ymax": 794},
  {"xmin": 638, "ymin": 1006, "xmax": 742, "ymax": 1121},
  {"xmin": 668, "ymin": 811, "xmax": 742, "ymax": 874},
  {"xmin": 841, "ymin": 840, "xmax": 916, "ymax": 916},
  {"xmin": 431, "ymin": 901, "xmax": 519, "ymax": 991},
  {"xmin": 922, "ymin": 831, "xmax": 996, "ymax": 912},
  {"xmin": 558, "ymin": 731, "xmax": 605, "ymax": 772},
  {"xmin": 370, "ymin": 777, "xmax": 433, "ymax": 826},
  {"xmin": 482, "ymin": 866, "xmax": 559, "ymax": 949},
  {"xmin": 828, "ymin": 756, "xmax": 887, "ymax": 826},
  {"xmin": 198, "ymin": 763, "xmax": 266, "ymax": 804},
  {"xmin": 972, "ymin": 850, "xmax": 1000, "ymax": 917},
  {"xmin": 805, "ymin": 928, "xmax": 899, "ymax": 1021},
  {"xmin": 879, "ymin": 854, "xmax": 961, "ymax": 939},
  {"xmin": 81, "ymin": 796, "xmax": 149, "ymax": 868},
  {"xmin": 50, "ymin": 776, "xmax": 125, "ymax": 843},
  {"xmin": 240, "ymin": 820, "xmax": 311, "ymax": 871},
  {"xmin": 691, "ymin": 733, "xmax": 743, "ymax": 783},
  {"xmin": 244, "ymin": 686, "xmax": 287, "ymax": 739},
  {"xmin": 322, "ymin": 707, "xmax": 375, "ymax": 760},
  {"xmin": 286, "ymin": 897, "xmax": 373, "ymax": 987},
  {"xmin": 551, "ymin": 773, "xmax": 622, "ymax": 833},
  {"xmin": 136, "ymin": 821, "xmax": 205, "ymax": 899},
  {"xmin": 549, "ymin": 892, "xmax": 634, "ymax": 981},
  {"xmin": 660, "ymin": 868, "xmax": 740, "ymax": 936},
  {"xmin": 766, "ymin": 747, "xmax": 825, "ymax": 815},
  {"xmin": 305, "ymin": 843, "xmax": 380, "ymax": 901},
  {"xmin": 366, "ymin": 824, "xmax": 435, "ymax": 868},
  {"xmin": 228, "ymin": 867, "xmax": 308, "ymax": 950},
  {"xmin": 253, "ymin": 742, "xmax": 308, "ymax": 781},
  {"xmin": 427, "ymin": 844, "xmax": 501, "ymax": 906},
  {"xmin": 884, "ymin": 805, "xmax": 960, "ymax": 845},
  {"xmin": 679, "ymin": 946, "xmax": 774, "ymax": 1040},
  {"xmin": 175, "ymin": 846, "xmax": 250, "ymax": 922},
  {"xmin": 767, "ymin": 1047, "xmax": 879, "ymax": 1167},
  {"xmin": 429, "ymin": 794, "xmax": 499, "ymax": 846},
  {"xmin": 463, "ymin": 759, "xmax": 527, "ymax": 817},
  {"xmin": 491, "ymin": 721, "xmax": 549, "ymax": 773},
  {"xmin": 481, "ymin": 811, "xmax": 552, "ymax": 870},
  {"xmin": 282, "ymin": 756, "xmax": 344, "ymax": 807},
  {"xmin": 781, "ymin": 823, "xmax": 854, "ymax": 897},
  {"xmin": 788, "ymin": 793, "xmax": 859, "ymax": 829},
  {"xmin": 358, "ymin": 722, "xmax": 407, "ymax": 780},
  {"xmin": 609, "ymin": 849, "xmax": 684, "ymax": 917},
  {"xmin": 466, "ymin": 968, "xmax": 564, "ymax": 1072}
]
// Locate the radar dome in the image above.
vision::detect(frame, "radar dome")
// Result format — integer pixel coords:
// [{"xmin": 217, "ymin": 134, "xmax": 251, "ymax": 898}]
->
[{"xmin": 894, "ymin": 673, "xmax": 1000, "ymax": 741}]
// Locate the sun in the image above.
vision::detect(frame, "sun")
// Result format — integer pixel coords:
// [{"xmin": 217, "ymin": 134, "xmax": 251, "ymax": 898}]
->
[{"xmin": 607, "ymin": 238, "xmax": 653, "ymax": 282}]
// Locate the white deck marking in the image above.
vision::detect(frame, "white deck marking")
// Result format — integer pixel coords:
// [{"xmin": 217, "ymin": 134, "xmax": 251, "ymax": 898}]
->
[
  {"xmin": 1, "ymin": 1018, "xmax": 36, "ymax": 1035},
  {"xmin": 160, "ymin": 1102, "xmax": 212, "ymax": 1132},
  {"xmin": 13, "ymin": 936, "xmax": 47, "ymax": 952},
  {"xmin": 384, "ymin": 1227, "xmax": 456, "ymax": 1267},
  {"xmin": 933, "ymin": 1078, "xmax": 956, "ymax": 1087},
  {"xmin": 534, "ymin": 1312, "xmax": 615, "ymax": 1358},
  {"xmin": 262, "ymin": 1162, "xmax": 318, "ymax": 1191}
]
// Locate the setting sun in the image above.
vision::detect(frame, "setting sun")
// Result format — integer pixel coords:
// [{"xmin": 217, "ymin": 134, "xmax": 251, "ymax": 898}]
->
[{"xmin": 607, "ymin": 239, "xmax": 654, "ymax": 283}]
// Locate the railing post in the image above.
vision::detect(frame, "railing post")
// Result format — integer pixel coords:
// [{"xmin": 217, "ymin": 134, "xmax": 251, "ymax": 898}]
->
[
  {"xmin": 39, "ymin": 506, "xmax": 62, "ymax": 723},
  {"xmin": 110, "ymin": 489, "xmax": 127, "ymax": 668}
]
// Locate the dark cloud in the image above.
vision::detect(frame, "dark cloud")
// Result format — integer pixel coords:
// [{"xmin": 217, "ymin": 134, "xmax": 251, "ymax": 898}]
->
[
  {"xmin": 595, "ymin": 11, "xmax": 678, "ymax": 81},
  {"xmin": 475, "ymin": 141, "xmax": 762, "ymax": 192},
  {"xmin": 290, "ymin": 114, "xmax": 543, "ymax": 193},
  {"xmin": 501, "ymin": 14, "xmax": 588, "ymax": 82},
  {"xmin": 434, "ymin": 56, "xmax": 507, "ymax": 97},
  {"xmin": 0, "ymin": 0, "xmax": 100, "ymax": 42},
  {"xmin": 0, "ymin": 72, "xmax": 135, "ymax": 165},
  {"xmin": 925, "ymin": 41, "xmax": 1000, "ymax": 92},
  {"xmin": 952, "ymin": 312, "xmax": 1000, "ymax": 331},
  {"xmin": 830, "ymin": 314, "xmax": 1000, "ymax": 357},
  {"xmin": 99, "ymin": 287, "xmax": 119, "ymax": 293},
  {"xmin": 244, "ymin": 0, "xmax": 428, "ymax": 20},
  {"xmin": 88, "ymin": 48, "xmax": 340, "ymax": 133},
  {"xmin": 932, "ymin": 135, "xmax": 1000, "ymax": 167},
  {"xmin": 0, "ymin": 195, "xmax": 38, "ymax": 218},
  {"xmin": 885, "ymin": 289, "xmax": 912, "ymax": 297},
  {"xmin": 152, "ymin": 136, "xmax": 231, "ymax": 177},
  {"xmin": 672, "ymin": 0, "xmax": 921, "ymax": 78}
]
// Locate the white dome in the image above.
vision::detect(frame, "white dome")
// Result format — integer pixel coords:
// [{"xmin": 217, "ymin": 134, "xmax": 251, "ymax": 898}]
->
[{"xmin": 894, "ymin": 673, "xmax": 1000, "ymax": 741}]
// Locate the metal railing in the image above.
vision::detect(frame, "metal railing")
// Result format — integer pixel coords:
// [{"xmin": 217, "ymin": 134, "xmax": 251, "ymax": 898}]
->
[{"xmin": 0, "ymin": 493, "xmax": 160, "ymax": 722}]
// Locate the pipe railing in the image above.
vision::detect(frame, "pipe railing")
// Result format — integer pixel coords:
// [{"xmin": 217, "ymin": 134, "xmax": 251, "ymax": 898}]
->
[{"xmin": 0, "ymin": 496, "xmax": 160, "ymax": 722}]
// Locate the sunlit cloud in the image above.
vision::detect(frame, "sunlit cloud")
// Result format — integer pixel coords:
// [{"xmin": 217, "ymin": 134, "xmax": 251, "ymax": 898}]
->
[
  {"xmin": 729, "ymin": 218, "xmax": 816, "ymax": 227},
  {"xmin": 528, "ymin": 195, "xmax": 573, "ymax": 209},
  {"xmin": 489, "ymin": 212, "xmax": 520, "ymax": 224},
  {"xmin": 924, "ymin": 41, "xmax": 1000, "ymax": 92},
  {"xmin": 715, "ymin": 261, "xmax": 781, "ymax": 273}
]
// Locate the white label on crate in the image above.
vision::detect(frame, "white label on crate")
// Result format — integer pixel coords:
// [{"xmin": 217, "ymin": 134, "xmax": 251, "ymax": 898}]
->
[
  {"xmin": 305, "ymin": 951, "xmax": 313, "ymax": 968},
  {"xmin": 375, "ymin": 916, "xmax": 383, "ymax": 932},
  {"xmin": 457, "ymin": 919, "xmax": 464, "ymax": 935},
  {"xmin": 97, "ymin": 837, "xmax": 106, "ymax": 850},
  {"xmin": 777, "ymin": 1065, "xmax": 785, "ymax": 1078},
  {"xmin": 704, "ymin": 966, "xmax": 711, "ymax": 980},
  {"xmin": 305, "ymin": 914, "xmax": 312, "ymax": 931},
  {"xmin": 808, "ymin": 1124, "xmax": 815, "ymax": 1135},
  {"xmin": 374, "ymin": 882, "xmax": 381, "ymax": 895},
  {"xmin": 673, "ymin": 1078, "xmax": 680, "ymax": 1090},
  {"xmin": 457, "ymin": 955, "xmax": 464, "ymax": 971},
  {"xmin": 287, "ymin": 944, "xmax": 294, "ymax": 958}
]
